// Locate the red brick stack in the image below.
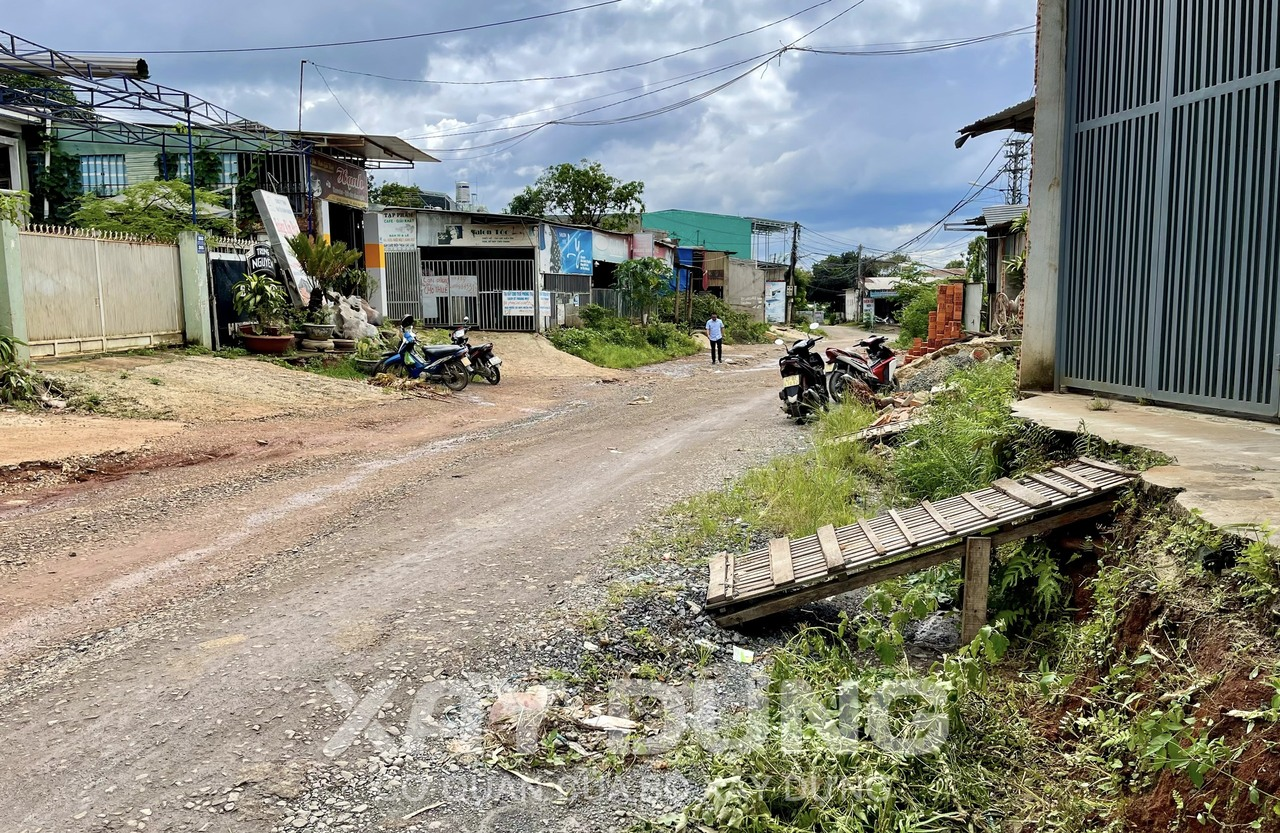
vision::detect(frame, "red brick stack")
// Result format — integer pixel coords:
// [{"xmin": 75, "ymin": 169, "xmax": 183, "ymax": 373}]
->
[{"xmin": 904, "ymin": 282, "xmax": 966, "ymax": 364}]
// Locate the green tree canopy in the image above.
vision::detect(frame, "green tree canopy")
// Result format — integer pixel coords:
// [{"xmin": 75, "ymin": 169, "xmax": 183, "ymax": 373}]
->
[
  {"xmin": 945, "ymin": 257, "xmax": 965, "ymax": 269},
  {"xmin": 808, "ymin": 249, "xmax": 905, "ymax": 302},
  {"xmin": 72, "ymin": 180, "xmax": 234, "ymax": 240},
  {"xmin": 370, "ymin": 180, "xmax": 430, "ymax": 208},
  {"xmin": 0, "ymin": 72, "xmax": 78, "ymax": 108},
  {"xmin": 506, "ymin": 159, "xmax": 644, "ymax": 231}
]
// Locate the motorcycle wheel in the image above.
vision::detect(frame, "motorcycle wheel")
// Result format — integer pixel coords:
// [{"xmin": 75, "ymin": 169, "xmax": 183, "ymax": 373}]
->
[
  {"xmin": 374, "ymin": 358, "xmax": 407, "ymax": 378},
  {"xmin": 827, "ymin": 371, "xmax": 852, "ymax": 403},
  {"xmin": 482, "ymin": 363, "xmax": 501, "ymax": 385},
  {"xmin": 443, "ymin": 360, "xmax": 471, "ymax": 392}
]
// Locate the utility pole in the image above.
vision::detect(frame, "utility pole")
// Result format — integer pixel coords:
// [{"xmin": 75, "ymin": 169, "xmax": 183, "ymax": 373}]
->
[
  {"xmin": 855, "ymin": 243, "xmax": 864, "ymax": 323},
  {"xmin": 1003, "ymin": 137, "xmax": 1030, "ymax": 204},
  {"xmin": 786, "ymin": 222, "xmax": 799, "ymax": 325}
]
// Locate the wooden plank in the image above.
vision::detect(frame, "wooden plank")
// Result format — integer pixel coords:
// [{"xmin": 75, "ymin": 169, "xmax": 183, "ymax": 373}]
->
[
  {"xmin": 707, "ymin": 552, "xmax": 728, "ymax": 603},
  {"xmin": 887, "ymin": 508, "xmax": 918, "ymax": 546},
  {"xmin": 1052, "ymin": 465, "xmax": 1104, "ymax": 491},
  {"xmin": 1027, "ymin": 472, "xmax": 1080, "ymax": 496},
  {"xmin": 1076, "ymin": 456, "xmax": 1136, "ymax": 476},
  {"xmin": 960, "ymin": 537, "xmax": 992, "ymax": 642},
  {"xmin": 769, "ymin": 537, "xmax": 795, "ymax": 587},
  {"xmin": 991, "ymin": 477, "xmax": 1053, "ymax": 509},
  {"xmin": 816, "ymin": 524, "xmax": 844, "ymax": 573},
  {"xmin": 724, "ymin": 552, "xmax": 735, "ymax": 600},
  {"xmin": 919, "ymin": 499, "xmax": 958, "ymax": 534},
  {"xmin": 858, "ymin": 518, "xmax": 887, "ymax": 555},
  {"xmin": 712, "ymin": 497, "xmax": 1122, "ymax": 621},
  {"xmin": 960, "ymin": 491, "xmax": 999, "ymax": 519}
]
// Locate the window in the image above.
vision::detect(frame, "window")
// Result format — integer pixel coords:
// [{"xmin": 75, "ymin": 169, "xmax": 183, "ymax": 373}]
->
[
  {"xmin": 0, "ymin": 136, "xmax": 19, "ymax": 191},
  {"xmin": 176, "ymin": 152, "xmax": 239, "ymax": 189},
  {"xmin": 80, "ymin": 154, "xmax": 128, "ymax": 196}
]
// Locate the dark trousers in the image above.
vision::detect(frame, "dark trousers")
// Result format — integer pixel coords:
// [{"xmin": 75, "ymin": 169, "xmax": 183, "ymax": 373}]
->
[{"xmin": 710, "ymin": 339, "xmax": 723, "ymax": 363}]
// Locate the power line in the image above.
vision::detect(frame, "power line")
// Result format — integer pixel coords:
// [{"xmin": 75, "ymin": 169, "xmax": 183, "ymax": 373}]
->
[
  {"xmin": 313, "ymin": 0, "xmax": 838, "ymax": 86},
  {"xmin": 796, "ymin": 25, "xmax": 1034, "ymax": 56},
  {"xmin": 70, "ymin": 0, "xmax": 622, "ymax": 55},
  {"xmin": 310, "ymin": 64, "xmax": 365, "ymax": 134}
]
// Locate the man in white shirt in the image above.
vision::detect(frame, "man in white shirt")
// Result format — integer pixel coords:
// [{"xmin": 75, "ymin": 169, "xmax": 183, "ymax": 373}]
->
[{"xmin": 706, "ymin": 313, "xmax": 724, "ymax": 364}]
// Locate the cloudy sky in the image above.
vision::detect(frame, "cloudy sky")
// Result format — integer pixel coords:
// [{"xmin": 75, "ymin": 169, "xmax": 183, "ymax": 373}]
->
[{"xmin": 9, "ymin": 0, "xmax": 1036, "ymax": 265}]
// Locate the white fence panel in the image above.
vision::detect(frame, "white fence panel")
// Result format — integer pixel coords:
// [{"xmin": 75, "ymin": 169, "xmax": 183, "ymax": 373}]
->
[{"xmin": 19, "ymin": 228, "xmax": 185, "ymax": 357}]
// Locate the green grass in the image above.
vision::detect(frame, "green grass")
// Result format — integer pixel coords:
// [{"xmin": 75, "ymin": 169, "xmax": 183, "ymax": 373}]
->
[
  {"xmin": 273, "ymin": 355, "xmax": 368, "ymax": 381},
  {"xmin": 547, "ymin": 310, "xmax": 701, "ymax": 369}
]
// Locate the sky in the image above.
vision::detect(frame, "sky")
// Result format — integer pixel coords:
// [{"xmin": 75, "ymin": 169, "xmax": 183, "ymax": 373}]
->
[{"xmin": 6, "ymin": 0, "xmax": 1036, "ymax": 266}]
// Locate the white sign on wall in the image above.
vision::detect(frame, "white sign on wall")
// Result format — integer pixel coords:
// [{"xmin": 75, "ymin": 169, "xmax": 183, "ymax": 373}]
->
[
  {"xmin": 502, "ymin": 290, "xmax": 535, "ymax": 316},
  {"xmin": 380, "ymin": 211, "xmax": 418, "ymax": 252},
  {"xmin": 764, "ymin": 281, "xmax": 786, "ymax": 324}
]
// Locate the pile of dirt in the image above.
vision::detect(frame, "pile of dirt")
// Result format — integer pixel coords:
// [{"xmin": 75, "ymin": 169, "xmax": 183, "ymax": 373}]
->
[
  {"xmin": 45, "ymin": 354, "xmax": 389, "ymax": 422},
  {"xmin": 485, "ymin": 332, "xmax": 611, "ymax": 379}
]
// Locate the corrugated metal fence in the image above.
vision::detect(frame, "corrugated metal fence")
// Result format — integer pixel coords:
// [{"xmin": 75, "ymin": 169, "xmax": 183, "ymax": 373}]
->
[
  {"xmin": 1059, "ymin": 0, "xmax": 1280, "ymax": 417},
  {"xmin": 19, "ymin": 226, "xmax": 185, "ymax": 357}
]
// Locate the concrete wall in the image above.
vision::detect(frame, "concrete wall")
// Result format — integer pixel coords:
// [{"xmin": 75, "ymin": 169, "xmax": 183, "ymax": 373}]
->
[
  {"xmin": 1021, "ymin": 0, "xmax": 1067, "ymax": 390},
  {"xmin": 725, "ymin": 258, "xmax": 766, "ymax": 321}
]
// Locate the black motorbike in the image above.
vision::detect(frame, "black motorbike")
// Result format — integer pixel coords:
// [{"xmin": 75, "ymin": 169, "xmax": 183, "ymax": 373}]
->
[
  {"xmin": 450, "ymin": 319, "xmax": 503, "ymax": 385},
  {"xmin": 776, "ymin": 323, "xmax": 828, "ymax": 422}
]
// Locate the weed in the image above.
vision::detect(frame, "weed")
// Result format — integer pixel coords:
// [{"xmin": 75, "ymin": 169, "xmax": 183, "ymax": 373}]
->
[
  {"xmin": 146, "ymin": 377, "xmax": 164, "ymax": 386},
  {"xmin": 119, "ymin": 371, "xmax": 131, "ymax": 380},
  {"xmin": 1074, "ymin": 422, "xmax": 1175, "ymax": 470},
  {"xmin": 1233, "ymin": 526, "xmax": 1280, "ymax": 614},
  {"xmin": 891, "ymin": 359, "xmax": 1022, "ymax": 501},
  {"xmin": 547, "ymin": 307, "xmax": 700, "ymax": 368},
  {"xmin": 1089, "ymin": 396, "xmax": 1114, "ymax": 411}
]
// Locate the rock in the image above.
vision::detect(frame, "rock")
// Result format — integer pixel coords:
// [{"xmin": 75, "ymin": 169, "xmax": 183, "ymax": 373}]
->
[{"xmin": 488, "ymin": 685, "xmax": 550, "ymax": 752}]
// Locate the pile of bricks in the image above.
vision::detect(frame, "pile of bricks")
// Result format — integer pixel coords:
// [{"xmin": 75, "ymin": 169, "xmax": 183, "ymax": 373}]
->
[{"xmin": 904, "ymin": 282, "xmax": 967, "ymax": 364}]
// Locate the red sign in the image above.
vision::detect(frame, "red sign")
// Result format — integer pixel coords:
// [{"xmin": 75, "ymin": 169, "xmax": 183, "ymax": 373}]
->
[{"xmin": 310, "ymin": 154, "xmax": 369, "ymax": 209}]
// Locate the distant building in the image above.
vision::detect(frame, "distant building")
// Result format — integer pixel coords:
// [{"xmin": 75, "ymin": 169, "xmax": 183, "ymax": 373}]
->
[{"xmin": 641, "ymin": 209, "xmax": 792, "ymax": 262}]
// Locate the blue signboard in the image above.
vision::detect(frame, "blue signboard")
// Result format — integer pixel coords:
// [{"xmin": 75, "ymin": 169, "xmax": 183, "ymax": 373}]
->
[
  {"xmin": 549, "ymin": 227, "xmax": 593, "ymax": 275},
  {"xmin": 195, "ymin": 233, "xmax": 207, "ymax": 255}
]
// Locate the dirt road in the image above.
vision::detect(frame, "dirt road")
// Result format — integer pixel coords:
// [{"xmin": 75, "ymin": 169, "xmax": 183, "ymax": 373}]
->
[{"xmin": 0, "ymin": 332, "xmax": 866, "ymax": 832}]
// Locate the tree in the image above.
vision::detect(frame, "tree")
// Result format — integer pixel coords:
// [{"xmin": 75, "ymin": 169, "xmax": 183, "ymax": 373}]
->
[
  {"xmin": 285, "ymin": 233, "xmax": 362, "ymax": 319},
  {"xmin": 809, "ymin": 249, "xmax": 902, "ymax": 303},
  {"xmin": 29, "ymin": 131, "xmax": 81, "ymax": 225},
  {"xmin": 369, "ymin": 179, "xmax": 430, "ymax": 208},
  {"xmin": 964, "ymin": 235, "xmax": 987, "ymax": 285},
  {"xmin": 945, "ymin": 257, "xmax": 965, "ymax": 269},
  {"xmin": 72, "ymin": 179, "xmax": 234, "ymax": 240},
  {"xmin": 614, "ymin": 257, "xmax": 669, "ymax": 320},
  {"xmin": 506, "ymin": 159, "xmax": 643, "ymax": 231},
  {"xmin": 0, "ymin": 72, "xmax": 78, "ymax": 108}
]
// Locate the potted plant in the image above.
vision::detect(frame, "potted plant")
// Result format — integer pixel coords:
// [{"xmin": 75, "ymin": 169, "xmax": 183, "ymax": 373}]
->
[
  {"xmin": 353, "ymin": 337, "xmax": 384, "ymax": 374},
  {"xmin": 231, "ymin": 272, "xmax": 294, "ymax": 354}
]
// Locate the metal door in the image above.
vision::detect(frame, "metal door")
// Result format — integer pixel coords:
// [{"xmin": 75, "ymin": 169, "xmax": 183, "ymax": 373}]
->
[{"xmin": 1058, "ymin": 0, "xmax": 1280, "ymax": 417}]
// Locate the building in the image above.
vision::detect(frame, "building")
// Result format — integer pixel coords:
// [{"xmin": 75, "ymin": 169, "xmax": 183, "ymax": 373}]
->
[
  {"xmin": 48, "ymin": 124, "xmax": 434, "ymax": 257},
  {"xmin": 0, "ymin": 109, "xmax": 35, "ymax": 193},
  {"xmin": 641, "ymin": 209, "xmax": 793, "ymax": 262},
  {"xmin": 1021, "ymin": 0, "xmax": 1279, "ymax": 419}
]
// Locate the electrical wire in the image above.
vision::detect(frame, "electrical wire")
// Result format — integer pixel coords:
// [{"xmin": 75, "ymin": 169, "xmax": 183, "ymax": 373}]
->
[
  {"xmin": 310, "ymin": 64, "xmax": 365, "ymax": 134},
  {"xmin": 796, "ymin": 25, "xmax": 1034, "ymax": 56},
  {"xmin": 312, "ymin": 0, "xmax": 838, "ymax": 86},
  {"xmin": 70, "ymin": 0, "xmax": 622, "ymax": 55}
]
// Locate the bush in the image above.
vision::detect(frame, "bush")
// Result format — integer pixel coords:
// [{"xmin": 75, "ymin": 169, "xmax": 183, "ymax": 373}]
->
[
  {"xmin": 891, "ymin": 360, "xmax": 1022, "ymax": 502},
  {"xmin": 666, "ymin": 293, "xmax": 772, "ymax": 344},
  {"xmin": 895, "ymin": 276, "xmax": 938, "ymax": 347},
  {"xmin": 546, "ymin": 306, "xmax": 700, "ymax": 369}
]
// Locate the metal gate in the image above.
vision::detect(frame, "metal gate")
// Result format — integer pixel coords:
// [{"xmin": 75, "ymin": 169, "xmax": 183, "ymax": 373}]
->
[
  {"xmin": 1059, "ymin": 0, "xmax": 1280, "ymax": 417},
  {"xmin": 421, "ymin": 258, "xmax": 537, "ymax": 332}
]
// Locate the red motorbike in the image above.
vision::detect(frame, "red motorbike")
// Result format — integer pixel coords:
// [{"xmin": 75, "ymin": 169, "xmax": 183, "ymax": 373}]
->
[
  {"xmin": 450, "ymin": 320, "xmax": 503, "ymax": 385},
  {"xmin": 825, "ymin": 335, "xmax": 899, "ymax": 403}
]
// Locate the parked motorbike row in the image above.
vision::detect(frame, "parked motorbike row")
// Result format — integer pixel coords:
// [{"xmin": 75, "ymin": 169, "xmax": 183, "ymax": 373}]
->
[
  {"xmin": 775, "ymin": 323, "xmax": 899, "ymax": 422},
  {"xmin": 375, "ymin": 315, "xmax": 503, "ymax": 392}
]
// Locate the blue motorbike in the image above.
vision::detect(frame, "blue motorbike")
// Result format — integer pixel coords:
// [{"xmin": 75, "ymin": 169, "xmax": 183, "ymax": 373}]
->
[{"xmin": 375, "ymin": 315, "xmax": 471, "ymax": 391}]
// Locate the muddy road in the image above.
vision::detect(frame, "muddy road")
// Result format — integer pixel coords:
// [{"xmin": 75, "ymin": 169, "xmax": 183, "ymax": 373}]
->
[{"xmin": 0, "ymin": 334, "xmax": 859, "ymax": 832}]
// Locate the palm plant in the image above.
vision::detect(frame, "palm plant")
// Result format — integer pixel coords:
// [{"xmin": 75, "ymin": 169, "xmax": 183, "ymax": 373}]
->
[{"xmin": 286, "ymin": 233, "xmax": 362, "ymax": 320}]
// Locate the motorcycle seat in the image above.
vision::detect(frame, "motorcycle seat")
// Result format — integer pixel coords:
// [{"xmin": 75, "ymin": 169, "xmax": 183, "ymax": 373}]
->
[{"xmin": 419, "ymin": 344, "xmax": 461, "ymax": 358}]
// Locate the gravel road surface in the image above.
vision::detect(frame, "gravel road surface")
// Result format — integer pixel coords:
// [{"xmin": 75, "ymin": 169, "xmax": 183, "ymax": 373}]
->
[{"xmin": 0, "ymin": 333, "xmax": 874, "ymax": 832}]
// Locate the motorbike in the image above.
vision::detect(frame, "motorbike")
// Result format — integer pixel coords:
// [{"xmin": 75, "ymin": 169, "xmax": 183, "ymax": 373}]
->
[
  {"xmin": 825, "ymin": 334, "xmax": 899, "ymax": 403},
  {"xmin": 776, "ymin": 322, "xmax": 829, "ymax": 422},
  {"xmin": 375, "ymin": 315, "xmax": 471, "ymax": 391},
  {"xmin": 450, "ymin": 319, "xmax": 503, "ymax": 385}
]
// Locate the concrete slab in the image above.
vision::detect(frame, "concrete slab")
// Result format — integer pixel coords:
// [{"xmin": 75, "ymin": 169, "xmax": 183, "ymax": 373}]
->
[{"xmin": 1013, "ymin": 393, "xmax": 1280, "ymax": 542}]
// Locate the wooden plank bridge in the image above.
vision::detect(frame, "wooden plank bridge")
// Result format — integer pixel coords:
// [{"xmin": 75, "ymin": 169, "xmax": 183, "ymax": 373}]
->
[{"xmin": 705, "ymin": 458, "xmax": 1137, "ymax": 632}]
